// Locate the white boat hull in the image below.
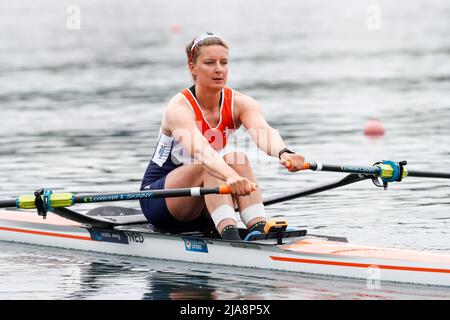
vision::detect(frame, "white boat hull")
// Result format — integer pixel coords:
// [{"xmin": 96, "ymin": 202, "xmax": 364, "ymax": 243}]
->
[{"xmin": 0, "ymin": 209, "xmax": 449, "ymax": 287}]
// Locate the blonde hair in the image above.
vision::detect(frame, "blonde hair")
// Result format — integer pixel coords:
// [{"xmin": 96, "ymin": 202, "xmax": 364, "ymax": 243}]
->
[{"xmin": 185, "ymin": 35, "xmax": 229, "ymax": 65}]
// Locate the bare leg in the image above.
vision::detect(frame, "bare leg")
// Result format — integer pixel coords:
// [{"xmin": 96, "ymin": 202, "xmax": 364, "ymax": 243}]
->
[
  {"xmin": 223, "ymin": 152, "xmax": 266, "ymax": 229},
  {"xmin": 203, "ymin": 152, "xmax": 266, "ymax": 233},
  {"xmin": 164, "ymin": 164, "xmax": 206, "ymax": 222},
  {"xmin": 203, "ymin": 172, "xmax": 236, "ymax": 234},
  {"xmin": 164, "ymin": 152, "xmax": 264, "ymax": 236}
]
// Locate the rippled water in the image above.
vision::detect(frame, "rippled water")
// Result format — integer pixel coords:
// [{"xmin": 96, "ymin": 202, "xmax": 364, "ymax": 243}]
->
[
  {"xmin": 0, "ymin": 0, "xmax": 449, "ymax": 299},
  {"xmin": 1, "ymin": 243, "xmax": 450, "ymax": 300}
]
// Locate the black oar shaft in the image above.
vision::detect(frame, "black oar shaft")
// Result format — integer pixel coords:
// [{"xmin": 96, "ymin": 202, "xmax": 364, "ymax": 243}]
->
[
  {"xmin": 309, "ymin": 162, "xmax": 381, "ymax": 176},
  {"xmin": 307, "ymin": 162, "xmax": 450, "ymax": 179},
  {"xmin": 73, "ymin": 187, "xmax": 223, "ymax": 204},
  {"xmin": 408, "ymin": 170, "xmax": 450, "ymax": 179},
  {"xmin": 262, "ymin": 174, "xmax": 369, "ymax": 207},
  {"xmin": 0, "ymin": 186, "xmax": 231, "ymax": 209},
  {"xmin": 0, "ymin": 199, "xmax": 16, "ymax": 208}
]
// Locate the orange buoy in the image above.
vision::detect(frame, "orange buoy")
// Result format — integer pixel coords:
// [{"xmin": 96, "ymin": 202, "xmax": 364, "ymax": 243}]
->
[
  {"xmin": 364, "ymin": 118, "xmax": 385, "ymax": 136},
  {"xmin": 170, "ymin": 23, "xmax": 182, "ymax": 34}
]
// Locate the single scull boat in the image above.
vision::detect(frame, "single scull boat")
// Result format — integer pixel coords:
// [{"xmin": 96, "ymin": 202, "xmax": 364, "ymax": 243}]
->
[{"xmin": 0, "ymin": 161, "xmax": 449, "ymax": 286}]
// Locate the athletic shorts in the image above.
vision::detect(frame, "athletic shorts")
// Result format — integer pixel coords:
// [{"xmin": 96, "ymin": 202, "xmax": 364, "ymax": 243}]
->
[{"xmin": 139, "ymin": 169, "xmax": 214, "ymax": 233}]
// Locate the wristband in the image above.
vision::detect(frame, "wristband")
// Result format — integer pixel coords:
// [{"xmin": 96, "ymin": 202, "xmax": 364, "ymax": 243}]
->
[{"xmin": 278, "ymin": 148, "xmax": 295, "ymax": 159}]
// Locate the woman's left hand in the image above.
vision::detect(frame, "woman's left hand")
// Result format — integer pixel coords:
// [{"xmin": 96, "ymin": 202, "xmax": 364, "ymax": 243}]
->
[{"xmin": 280, "ymin": 153, "xmax": 305, "ymax": 172}]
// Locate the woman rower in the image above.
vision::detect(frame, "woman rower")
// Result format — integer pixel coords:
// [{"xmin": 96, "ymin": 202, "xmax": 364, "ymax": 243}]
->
[{"xmin": 140, "ymin": 32, "xmax": 305, "ymax": 240}]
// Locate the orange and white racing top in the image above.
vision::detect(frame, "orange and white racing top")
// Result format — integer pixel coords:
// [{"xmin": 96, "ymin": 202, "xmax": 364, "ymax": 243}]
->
[
  {"xmin": 180, "ymin": 86, "xmax": 236, "ymax": 151},
  {"xmin": 150, "ymin": 86, "xmax": 237, "ymax": 168}
]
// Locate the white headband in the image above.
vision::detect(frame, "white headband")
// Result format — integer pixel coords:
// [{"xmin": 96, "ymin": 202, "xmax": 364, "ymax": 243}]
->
[{"xmin": 190, "ymin": 33, "xmax": 224, "ymax": 52}]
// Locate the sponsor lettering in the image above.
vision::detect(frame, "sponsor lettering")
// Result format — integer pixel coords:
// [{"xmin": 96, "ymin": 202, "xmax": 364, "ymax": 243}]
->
[
  {"xmin": 341, "ymin": 165, "xmax": 376, "ymax": 174},
  {"xmin": 183, "ymin": 238, "xmax": 208, "ymax": 253},
  {"xmin": 124, "ymin": 231, "xmax": 144, "ymax": 243},
  {"xmin": 88, "ymin": 229, "xmax": 129, "ymax": 244}
]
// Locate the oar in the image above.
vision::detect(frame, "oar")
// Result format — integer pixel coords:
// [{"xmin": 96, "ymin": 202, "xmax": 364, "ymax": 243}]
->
[
  {"xmin": 304, "ymin": 161, "xmax": 450, "ymax": 179},
  {"xmin": 287, "ymin": 160, "xmax": 450, "ymax": 181},
  {"xmin": 262, "ymin": 173, "xmax": 369, "ymax": 207},
  {"xmin": 266, "ymin": 159, "xmax": 450, "ymax": 207},
  {"xmin": 3, "ymin": 159, "xmax": 447, "ymax": 219},
  {"xmin": 0, "ymin": 185, "xmax": 234, "ymax": 212}
]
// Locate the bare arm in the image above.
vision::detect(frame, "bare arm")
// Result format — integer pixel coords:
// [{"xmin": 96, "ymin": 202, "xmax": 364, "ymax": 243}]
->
[
  {"xmin": 163, "ymin": 95, "xmax": 255, "ymax": 193},
  {"xmin": 236, "ymin": 93, "xmax": 287, "ymax": 157},
  {"xmin": 235, "ymin": 92, "xmax": 305, "ymax": 171}
]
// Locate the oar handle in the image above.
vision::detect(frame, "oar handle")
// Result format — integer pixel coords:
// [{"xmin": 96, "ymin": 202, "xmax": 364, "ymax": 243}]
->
[
  {"xmin": 218, "ymin": 185, "xmax": 232, "ymax": 194},
  {"xmin": 284, "ymin": 160, "xmax": 311, "ymax": 170},
  {"xmin": 218, "ymin": 183, "xmax": 257, "ymax": 194}
]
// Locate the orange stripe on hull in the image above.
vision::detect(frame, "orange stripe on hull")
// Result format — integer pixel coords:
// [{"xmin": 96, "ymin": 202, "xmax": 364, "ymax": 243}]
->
[
  {"xmin": 0, "ymin": 226, "xmax": 92, "ymax": 241},
  {"xmin": 270, "ymin": 256, "xmax": 450, "ymax": 274}
]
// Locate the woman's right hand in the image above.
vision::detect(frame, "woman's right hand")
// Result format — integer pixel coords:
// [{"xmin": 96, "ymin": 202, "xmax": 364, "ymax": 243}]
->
[{"xmin": 225, "ymin": 173, "xmax": 256, "ymax": 196}]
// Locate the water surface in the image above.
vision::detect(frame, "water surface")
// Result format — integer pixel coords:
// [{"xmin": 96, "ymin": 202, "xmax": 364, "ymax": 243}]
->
[{"xmin": 0, "ymin": 0, "xmax": 449, "ymax": 299}]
